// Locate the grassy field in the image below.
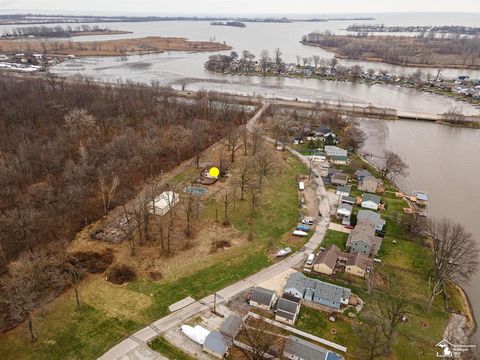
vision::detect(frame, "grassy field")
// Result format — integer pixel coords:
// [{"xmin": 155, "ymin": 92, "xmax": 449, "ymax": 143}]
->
[
  {"xmin": 149, "ymin": 337, "xmax": 196, "ymax": 360},
  {"xmin": 321, "ymin": 229, "xmax": 349, "ymax": 249},
  {"xmin": 0, "ymin": 146, "xmax": 307, "ymax": 360}
]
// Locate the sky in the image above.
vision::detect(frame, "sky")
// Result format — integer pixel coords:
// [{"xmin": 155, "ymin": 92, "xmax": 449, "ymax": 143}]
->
[{"xmin": 1, "ymin": 0, "xmax": 480, "ymax": 15}]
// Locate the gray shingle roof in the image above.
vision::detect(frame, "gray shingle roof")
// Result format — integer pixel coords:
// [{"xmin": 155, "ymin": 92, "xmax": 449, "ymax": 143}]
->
[
  {"xmin": 203, "ymin": 331, "xmax": 231, "ymax": 356},
  {"xmin": 250, "ymin": 287, "xmax": 275, "ymax": 306},
  {"xmin": 277, "ymin": 298, "xmax": 299, "ymax": 315},
  {"xmin": 362, "ymin": 193, "xmax": 381, "ymax": 205},
  {"xmin": 315, "ymin": 281, "xmax": 351, "ymax": 304},
  {"xmin": 284, "ymin": 336, "xmax": 334, "ymax": 360},
  {"xmin": 276, "ymin": 309, "xmax": 295, "ymax": 321},
  {"xmin": 219, "ymin": 314, "xmax": 242, "ymax": 339},
  {"xmin": 357, "ymin": 210, "xmax": 386, "ymax": 229}
]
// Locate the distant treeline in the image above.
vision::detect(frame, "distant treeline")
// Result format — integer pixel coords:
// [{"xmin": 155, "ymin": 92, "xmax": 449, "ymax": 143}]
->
[
  {"xmin": 1, "ymin": 25, "xmax": 111, "ymax": 38},
  {"xmin": 0, "ymin": 14, "xmax": 374, "ymax": 26},
  {"xmin": 346, "ymin": 24, "xmax": 480, "ymax": 36},
  {"xmin": 302, "ymin": 31, "xmax": 480, "ymax": 68}
]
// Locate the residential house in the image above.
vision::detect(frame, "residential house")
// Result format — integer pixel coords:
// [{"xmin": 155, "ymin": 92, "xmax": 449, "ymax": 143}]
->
[
  {"xmin": 361, "ymin": 193, "xmax": 381, "ymax": 210},
  {"xmin": 314, "ymin": 245, "xmax": 373, "ymax": 278},
  {"xmin": 331, "ymin": 173, "xmax": 348, "ymax": 186},
  {"xmin": 336, "ymin": 185, "xmax": 351, "ymax": 198},
  {"xmin": 284, "ymin": 336, "xmax": 342, "ymax": 360},
  {"xmin": 324, "ymin": 146, "xmax": 348, "ymax": 164},
  {"xmin": 359, "ymin": 176, "xmax": 381, "ymax": 193},
  {"xmin": 219, "ymin": 314, "xmax": 243, "ymax": 339},
  {"xmin": 347, "ymin": 219, "xmax": 383, "ymax": 256},
  {"xmin": 148, "ymin": 191, "xmax": 180, "ymax": 216},
  {"xmin": 357, "ymin": 210, "xmax": 386, "ymax": 231},
  {"xmin": 203, "ymin": 331, "xmax": 231, "ymax": 358},
  {"xmin": 275, "ymin": 297, "xmax": 301, "ymax": 325},
  {"xmin": 341, "ymin": 196, "xmax": 356, "ymax": 205},
  {"xmin": 336, "ymin": 203, "xmax": 352, "ymax": 218},
  {"xmin": 354, "ymin": 169, "xmax": 372, "ymax": 181},
  {"xmin": 249, "ymin": 287, "xmax": 276, "ymax": 310},
  {"xmin": 284, "ymin": 272, "xmax": 351, "ymax": 310}
]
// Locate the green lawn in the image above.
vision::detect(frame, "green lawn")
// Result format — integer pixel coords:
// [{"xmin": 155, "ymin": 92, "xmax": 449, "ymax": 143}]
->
[
  {"xmin": 0, "ymin": 147, "xmax": 307, "ymax": 360},
  {"xmin": 149, "ymin": 337, "xmax": 196, "ymax": 360},
  {"xmin": 321, "ymin": 229, "xmax": 349, "ymax": 250}
]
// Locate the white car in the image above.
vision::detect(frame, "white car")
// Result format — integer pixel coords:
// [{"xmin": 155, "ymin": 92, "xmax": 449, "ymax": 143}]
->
[{"xmin": 301, "ymin": 217, "xmax": 315, "ymax": 226}]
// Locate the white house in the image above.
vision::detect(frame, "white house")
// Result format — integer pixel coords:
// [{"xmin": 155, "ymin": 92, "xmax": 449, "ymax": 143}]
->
[
  {"xmin": 148, "ymin": 191, "xmax": 180, "ymax": 216},
  {"xmin": 336, "ymin": 204, "xmax": 353, "ymax": 218},
  {"xmin": 249, "ymin": 287, "xmax": 276, "ymax": 310},
  {"xmin": 361, "ymin": 193, "xmax": 381, "ymax": 210}
]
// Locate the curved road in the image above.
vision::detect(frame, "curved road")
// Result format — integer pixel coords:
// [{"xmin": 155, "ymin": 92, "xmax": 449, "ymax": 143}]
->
[{"xmin": 99, "ymin": 103, "xmax": 331, "ymax": 360}]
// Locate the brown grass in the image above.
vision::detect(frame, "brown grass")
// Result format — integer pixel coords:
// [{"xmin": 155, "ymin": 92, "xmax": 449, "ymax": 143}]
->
[{"xmin": 0, "ymin": 36, "xmax": 231, "ymax": 57}]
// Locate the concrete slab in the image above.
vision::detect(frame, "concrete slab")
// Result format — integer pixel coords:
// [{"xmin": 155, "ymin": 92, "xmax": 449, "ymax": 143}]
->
[
  {"xmin": 257, "ymin": 268, "xmax": 297, "ymax": 296},
  {"xmin": 168, "ymin": 296, "xmax": 196, "ymax": 312},
  {"xmin": 118, "ymin": 343, "xmax": 167, "ymax": 360}
]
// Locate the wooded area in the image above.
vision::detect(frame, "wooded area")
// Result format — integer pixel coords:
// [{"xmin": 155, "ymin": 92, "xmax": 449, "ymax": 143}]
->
[
  {"xmin": 0, "ymin": 76, "xmax": 247, "ymax": 275},
  {"xmin": 302, "ymin": 32, "xmax": 480, "ymax": 69}
]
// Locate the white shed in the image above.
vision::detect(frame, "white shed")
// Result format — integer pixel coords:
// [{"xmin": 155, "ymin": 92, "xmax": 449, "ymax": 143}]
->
[{"xmin": 149, "ymin": 191, "xmax": 180, "ymax": 216}]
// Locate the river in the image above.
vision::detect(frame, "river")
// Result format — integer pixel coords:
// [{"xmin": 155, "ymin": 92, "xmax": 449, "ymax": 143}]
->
[
  {"xmin": 360, "ymin": 119, "xmax": 480, "ymax": 346},
  {"xmin": 6, "ymin": 12, "xmax": 480, "ymax": 344}
]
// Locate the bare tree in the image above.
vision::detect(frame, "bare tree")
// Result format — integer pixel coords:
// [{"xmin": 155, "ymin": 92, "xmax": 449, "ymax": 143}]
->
[
  {"xmin": 426, "ymin": 218, "xmax": 479, "ymax": 310},
  {"xmin": 116, "ymin": 205, "xmax": 137, "ymax": 255},
  {"xmin": 380, "ymin": 151, "xmax": 408, "ymax": 181},
  {"xmin": 98, "ymin": 173, "xmax": 120, "ymax": 215},
  {"xmin": 64, "ymin": 261, "xmax": 85, "ymax": 310},
  {"xmin": 221, "ymin": 188, "xmax": 233, "ymax": 225},
  {"xmin": 236, "ymin": 159, "xmax": 255, "ymax": 200},
  {"xmin": 357, "ymin": 316, "xmax": 388, "ymax": 360},
  {"xmin": 225, "ymin": 125, "xmax": 242, "ymax": 163},
  {"xmin": 238, "ymin": 318, "xmax": 277, "ymax": 360},
  {"xmin": 340, "ymin": 122, "xmax": 366, "ymax": 151},
  {"xmin": 259, "ymin": 49, "xmax": 270, "ymax": 72},
  {"xmin": 254, "ymin": 147, "xmax": 274, "ymax": 189}
]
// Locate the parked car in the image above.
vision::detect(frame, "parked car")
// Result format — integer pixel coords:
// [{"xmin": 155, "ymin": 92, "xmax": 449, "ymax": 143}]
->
[
  {"xmin": 306, "ymin": 253, "xmax": 315, "ymax": 266},
  {"xmin": 276, "ymin": 247, "xmax": 292, "ymax": 257},
  {"xmin": 301, "ymin": 217, "xmax": 315, "ymax": 225}
]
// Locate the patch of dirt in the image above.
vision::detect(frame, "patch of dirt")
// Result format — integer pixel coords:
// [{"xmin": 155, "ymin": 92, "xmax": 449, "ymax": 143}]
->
[{"xmin": 106, "ymin": 264, "xmax": 137, "ymax": 285}]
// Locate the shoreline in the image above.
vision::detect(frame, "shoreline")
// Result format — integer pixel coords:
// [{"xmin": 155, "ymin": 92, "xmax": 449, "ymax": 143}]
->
[
  {"xmin": 300, "ymin": 40, "xmax": 480, "ymax": 71},
  {"xmin": 208, "ymin": 69, "xmax": 480, "ymax": 110},
  {"xmin": 358, "ymin": 152, "xmax": 477, "ymax": 345}
]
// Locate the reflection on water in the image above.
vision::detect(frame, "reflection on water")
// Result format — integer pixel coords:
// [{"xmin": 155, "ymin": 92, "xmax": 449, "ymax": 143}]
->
[{"xmin": 360, "ymin": 119, "xmax": 480, "ymax": 346}]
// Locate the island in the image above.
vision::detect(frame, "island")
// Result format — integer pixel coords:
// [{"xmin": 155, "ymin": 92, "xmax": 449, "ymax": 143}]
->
[
  {"xmin": 210, "ymin": 21, "xmax": 246, "ymax": 28},
  {"xmin": 301, "ymin": 31, "xmax": 480, "ymax": 69}
]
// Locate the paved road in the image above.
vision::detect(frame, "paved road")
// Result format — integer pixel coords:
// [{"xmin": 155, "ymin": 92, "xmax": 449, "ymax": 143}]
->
[{"xmin": 99, "ymin": 103, "xmax": 331, "ymax": 360}]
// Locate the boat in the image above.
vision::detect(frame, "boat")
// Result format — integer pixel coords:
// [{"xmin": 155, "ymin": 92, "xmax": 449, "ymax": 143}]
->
[
  {"xmin": 415, "ymin": 192, "xmax": 429, "ymax": 206},
  {"xmin": 276, "ymin": 247, "xmax": 292, "ymax": 257},
  {"xmin": 293, "ymin": 230, "xmax": 309, "ymax": 237}
]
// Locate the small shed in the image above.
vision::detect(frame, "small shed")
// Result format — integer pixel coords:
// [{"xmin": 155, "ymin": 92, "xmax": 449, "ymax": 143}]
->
[{"xmin": 148, "ymin": 191, "xmax": 180, "ymax": 215}]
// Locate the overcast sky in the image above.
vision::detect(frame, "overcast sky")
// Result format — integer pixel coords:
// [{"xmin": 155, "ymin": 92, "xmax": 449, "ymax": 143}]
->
[{"xmin": 1, "ymin": 0, "xmax": 480, "ymax": 15}]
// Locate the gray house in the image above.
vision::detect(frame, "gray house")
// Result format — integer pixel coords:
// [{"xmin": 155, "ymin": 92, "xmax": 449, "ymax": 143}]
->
[
  {"xmin": 283, "ymin": 336, "xmax": 342, "ymax": 360},
  {"xmin": 284, "ymin": 272, "xmax": 351, "ymax": 310},
  {"xmin": 203, "ymin": 331, "xmax": 231, "ymax": 358},
  {"xmin": 357, "ymin": 210, "xmax": 386, "ymax": 231},
  {"xmin": 219, "ymin": 314, "xmax": 243, "ymax": 339},
  {"xmin": 347, "ymin": 219, "xmax": 383, "ymax": 256},
  {"xmin": 361, "ymin": 193, "xmax": 381, "ymax": 210},
  {"xmin": 359, "ymin": 176, "xmax": 381, "ymax": 193},
  {"xmin": 249, "ymin": 287, "xmax": 276, "ymax": 310},
  {"xmin": 354, "ymin": 169, "xmax": 372, "ymax": 181},
  {"xmin": 275, "ymin": 297, "xmax": 301, "ymax": 325}
]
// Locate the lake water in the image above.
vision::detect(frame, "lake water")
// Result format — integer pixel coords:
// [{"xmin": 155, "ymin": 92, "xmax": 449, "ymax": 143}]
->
[
  {"xmin": 5, "ymin": 12, "xmax": 480, "ymax": 344},
  {"xmin": 360, "ymin": 119, "xmax": 480, "ymax": 347}
]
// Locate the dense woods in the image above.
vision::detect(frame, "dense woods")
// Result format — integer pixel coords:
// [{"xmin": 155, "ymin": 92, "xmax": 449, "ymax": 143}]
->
[
  {"xmin": 1, "ymin": 25, "xmax": 116, "ymax": 39},
  {"xmin": 302, "ymin": 31, "xmax": 480, "ymax": 68},
  {"xmin": 0, "ymin": 76, "xmax": 246, "ymax": 274}
]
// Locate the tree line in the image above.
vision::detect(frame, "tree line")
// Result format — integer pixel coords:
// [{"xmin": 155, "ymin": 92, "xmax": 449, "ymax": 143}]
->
[{"xmin": 2, "ymin": 25, "xmax": 110, "ymax": 38}]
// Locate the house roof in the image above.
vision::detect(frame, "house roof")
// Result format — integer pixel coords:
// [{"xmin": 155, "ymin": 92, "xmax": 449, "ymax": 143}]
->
[
  {"xmin": 324, "ymin": 146, "xmax": 347, "ymax": 157},
  {"xmin": 285, "ymin": 272, "xmax": 351, "ymax": 305},
  {"xmin": 341, "ymin": 196, "xmax": 356, "ymax": 204},
  {"xmin": 332, "ymin": 173, "xmax": 348, "ymax": 181},
  {"xmin": 250, "ymin": 287, "xmax": 275, "ymax": 306},
  {"xmin": 276, "ymin": 309, "xmax": 295, "ymax": 321},
  {"xmin": 337, "ymin": 204, "xmax": 353, "ymax": 213},
  {"xmin": 219, "ymin": 314, "xmax": 242, "ymax": 339},
  {"xmin": 336, "ymin": 185, "xmax": 351, "ymax": 194},
  {"xmin": 315, "ymin": 244, "xmax": 341, "ymax": 270},
  {"xmin": 362, "ymin": 193, "xmax": 381, "ymax": 205},
  {"xmin": 316, "ymin": 245, "xmax": 373, "ymax": 273},
  {"xmin": 277, "ymin": 297, "xmax": 300, "ymax": 315},
  {"xmin": 357, "ymin": 210, "xmax": 386, "ymax": 229},
  {"xmin": 354, "ymin": 169, "xmax": 372, "ymax": 178},
  {"xmin": 347, "ymin": 219, "xmax": 383, "ymax": 249},
  {"xmin": 284, "ymin": 336, "xmax": 341, "ymax": 360},
  {"xmin": 203, "ymin": 331, "xmax": 231, "ymax": 356}
]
